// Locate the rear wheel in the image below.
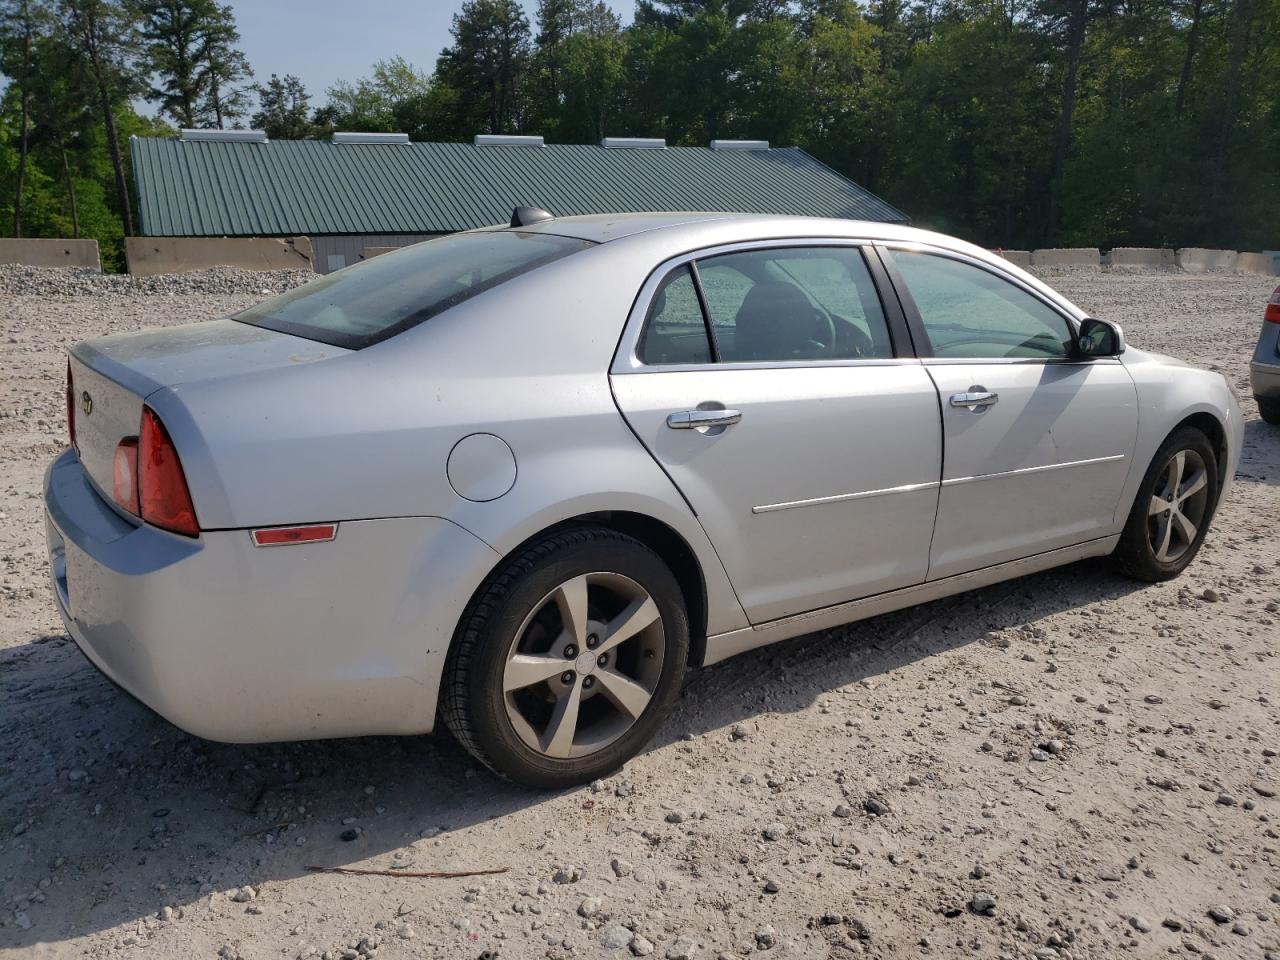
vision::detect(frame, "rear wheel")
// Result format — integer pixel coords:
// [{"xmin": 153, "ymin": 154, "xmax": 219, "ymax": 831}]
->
[
  {"xmin": 441, "ymin": 526, "xmax": 688, "ymax": 788},
  {"xmin": 1257, "ymin": 396, "xmax": 1280, "ymax": 425},
  {"xmin": 1113, "ymin": 427, "xmax": 1219, "ymax": 582}
]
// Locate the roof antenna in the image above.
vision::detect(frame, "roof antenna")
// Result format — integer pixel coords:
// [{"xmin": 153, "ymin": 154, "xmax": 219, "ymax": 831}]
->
[{"xmin": 510, "ymin": 206, "xmax": 554, "ymax": 228}]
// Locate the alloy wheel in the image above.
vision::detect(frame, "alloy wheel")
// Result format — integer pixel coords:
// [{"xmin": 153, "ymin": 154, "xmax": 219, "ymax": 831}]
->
[
  {"xmin": 1147, "ymin": 449, "xmax": 1210, "ymax": 563},
  {"xmin": 502, "ymin": 572, "xmax": 665, "ymax": 760}
]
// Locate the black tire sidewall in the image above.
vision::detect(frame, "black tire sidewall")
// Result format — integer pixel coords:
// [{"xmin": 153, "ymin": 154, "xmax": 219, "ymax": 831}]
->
[
  {"xmin": 460, "ymin": 532, "xmax": 689, "ymax": 789},
  {"xmin": 1119, "ymin": 428, "xmax": 1220, "ymax": 580}
]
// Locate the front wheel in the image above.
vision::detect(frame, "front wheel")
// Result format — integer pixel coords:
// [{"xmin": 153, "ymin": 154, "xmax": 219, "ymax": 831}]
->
[
  {"xmin": 1112, "ymin": 427, "xmax": 1219, "ymax": 582},
  {"xmin": 1257, "ymin": 396, "xmax": 1280, "ymax": 425},
  {"xmin": 441, "ymin": 526, "xmax": 689, "ymax": 789}
]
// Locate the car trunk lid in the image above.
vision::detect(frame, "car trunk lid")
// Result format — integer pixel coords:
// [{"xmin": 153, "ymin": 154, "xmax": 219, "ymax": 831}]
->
[{"xmin": 69, "ymin": 319, "xmax": 347, "ymax": 504}]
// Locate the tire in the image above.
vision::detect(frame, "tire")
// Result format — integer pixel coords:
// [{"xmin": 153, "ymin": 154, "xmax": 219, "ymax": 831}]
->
[
  {"xmin": 1112, "ymin": 427, "xmax": 1220, "ymax": 582},
  {"xmin": 1257, "ymin": 396, "xmax": 1280, "ymax": 425},
  {"xmin": 441, "ymin": 525, "xmax": 689, "ymax": 789}
]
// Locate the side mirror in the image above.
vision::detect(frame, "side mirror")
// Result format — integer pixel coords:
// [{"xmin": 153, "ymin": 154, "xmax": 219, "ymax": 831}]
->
[{"xmin": 1076, "ymin": 317, "xmax": 1124, "ymax": 358}]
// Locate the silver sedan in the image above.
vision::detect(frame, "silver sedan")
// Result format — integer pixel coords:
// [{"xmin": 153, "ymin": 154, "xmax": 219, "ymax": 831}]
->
[{"xmin": 45, "ymin": 212, "xmax": 1242, "ymax": 787}]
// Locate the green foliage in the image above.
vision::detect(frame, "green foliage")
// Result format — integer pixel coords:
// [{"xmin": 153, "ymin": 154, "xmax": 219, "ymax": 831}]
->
[
  {"xmin": 133, "ymin": 0, "xmax": 251, "ymax": 129},
  {"xmin": 434, "ymin": 0, "xmax": 532, "ymax": 136},
  {"xmin": 1, "ymin": 0, "xmax": 1277, "ymax": 265},
  {"xmin": 251, "ymin": 73, "xmax": 311, "ymax": 140}
]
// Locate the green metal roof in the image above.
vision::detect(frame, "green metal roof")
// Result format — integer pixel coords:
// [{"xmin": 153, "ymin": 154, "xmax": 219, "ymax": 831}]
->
[{"xmin": 131, "ymin": 137, "xmax": 908, "ymax": 237}]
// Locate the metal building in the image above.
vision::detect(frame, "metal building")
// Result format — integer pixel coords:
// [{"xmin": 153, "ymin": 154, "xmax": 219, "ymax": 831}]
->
[{"xmin": 131, "ymin": 130, "xmax": 909, "ymax": 274}]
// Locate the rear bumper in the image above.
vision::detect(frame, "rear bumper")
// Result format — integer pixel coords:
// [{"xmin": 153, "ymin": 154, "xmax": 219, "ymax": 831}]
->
[
  {"xmin": 44, "ymin": 449, "xmax": 499, "ymax": 743},
  {"xmin": 1251, "ymin": 359, "xmax": 1280, "ymax": 399}
]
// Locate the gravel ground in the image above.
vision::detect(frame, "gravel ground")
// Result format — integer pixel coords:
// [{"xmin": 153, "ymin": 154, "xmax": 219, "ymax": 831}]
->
[{"xmin": 1, "ymin": 266, "xmax": 1277, "ymax": 960}]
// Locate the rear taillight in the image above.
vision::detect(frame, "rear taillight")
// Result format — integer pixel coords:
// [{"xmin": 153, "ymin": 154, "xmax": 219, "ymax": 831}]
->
[
  {"xmin": 66, "ymin": 362, "xmax": 76, "ymax": 450},
  {"xmin": 1266, "ymin": 286, "xmax": 1280, "ymax": 324},
  {"xmin": 139, "ymin": 407, "xmax": 199, "ymax": 537},
  {"xmin": 112, "ymin": 438, "xmax": 139, "ymax": 514}
]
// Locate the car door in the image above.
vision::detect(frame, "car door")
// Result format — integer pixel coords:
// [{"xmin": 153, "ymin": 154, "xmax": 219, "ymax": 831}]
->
[
  {"xmin": 881, "ymin": 245, "xmax": 1139, "ymax": 581},
  {"xmin": 610, "ymin": 241, "xmax": 942, "ymax": 624}
]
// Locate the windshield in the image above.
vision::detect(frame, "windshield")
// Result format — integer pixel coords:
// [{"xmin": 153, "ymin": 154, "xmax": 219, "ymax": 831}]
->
[{"xmin": 233, "ymin": 231, "xmax": 593, "ymax": 349}]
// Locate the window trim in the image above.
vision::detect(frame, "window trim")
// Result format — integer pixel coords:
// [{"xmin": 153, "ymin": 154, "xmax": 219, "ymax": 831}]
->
[
  {"xmin": 613, "ymin": 238, "xmax": 914, "ymax": 375},
  {"xmin": 876, "ymin": 242, "xmax": 1117, "ymax": 365}
]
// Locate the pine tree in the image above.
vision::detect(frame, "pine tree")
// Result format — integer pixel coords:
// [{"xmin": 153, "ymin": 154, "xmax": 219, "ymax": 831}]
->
[
  {"xmin": 251, "ymin": 73, "xmax": 311, "ymax": 139},
  {"xmin": 56, "ymin": 0, "xmax": 139, "ymax": 236},
  {"xmin": 133, "ymin": 0, "xmax": 250, "ymax": 128},
  {"xmin": 435, "ymin": 0, "xmax": 532, "ymax": 135}
]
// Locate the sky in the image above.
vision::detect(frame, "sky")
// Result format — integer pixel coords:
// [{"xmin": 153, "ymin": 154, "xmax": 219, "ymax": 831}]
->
[{"xmin": 226, "ymin": 1, "xmax": 632, "ymax": 107}]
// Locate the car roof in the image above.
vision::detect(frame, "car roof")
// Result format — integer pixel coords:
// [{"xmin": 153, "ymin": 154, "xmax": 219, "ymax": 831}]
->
[
  {"xmin": 498, "ymin": 211, "xmax": 986, "ymax": 258},
  {"xmin": 477, "ymin": 212, "xmax": 1086, "ymax": 321}
]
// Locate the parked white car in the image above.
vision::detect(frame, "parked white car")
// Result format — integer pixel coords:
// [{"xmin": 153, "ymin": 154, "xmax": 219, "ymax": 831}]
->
[{"xmin": 46, "ymin": 212, "xmax": 1242, "ymax": 787}]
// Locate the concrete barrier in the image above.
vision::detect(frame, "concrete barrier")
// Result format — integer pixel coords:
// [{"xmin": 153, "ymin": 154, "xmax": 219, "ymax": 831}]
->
[
  {"xmin": 990, "ymin": 249, "xmax": 1031, "ymax": 269},
  {"xmin": 359, "ymin": 246, "xmax": 398, "ymax": 261},
  {"xmin": 1104, "ymin": 247, "xmax": 1175, "ymax": 269},
  {"xmin": 1030, "ymin": 248, "xmax": 1100, "ymax": 268},
  {"xmin": 1266, "ymin": 251, "xmax": 1280, "ymax": 274},
  {"xmin": 125, "ymin": 236, "xmax": 314, "ymax": 277},
  {"xmin": 1174, "ymin": 248, "xmax": 1237, "ymax": 272},
  {"xmin": 1234, "ymin": 252, "xmax": 1277, "ymax": 276},
  {"xmin": 0, "ymin": 238, "xmax": 101, "ymax": 270}
]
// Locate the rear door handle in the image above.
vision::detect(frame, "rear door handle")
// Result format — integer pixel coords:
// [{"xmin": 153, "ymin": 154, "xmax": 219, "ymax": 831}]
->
[
  {"xmin": 666, "ymin": 408, "xmax": 743, "ymax": 429},
  {"xmin": 950, "ymin": 391, "xmax": 999, "ymax": 409}
]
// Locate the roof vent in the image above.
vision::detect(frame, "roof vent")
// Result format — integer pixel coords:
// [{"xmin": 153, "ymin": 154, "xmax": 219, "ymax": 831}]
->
[
  {"xmin": 475, "ymin": 134, "xmax": 544, "ymax": 148},
  {"xmin": 710, "ymin": 139, "xmax": 770, "ymax": 151},
  {"xmin": 333, "ymin": 132, "xmax": 410, "ymax": 145},
  {"xmin": 179, "ymin": 128, "xmax": 268, "ymax": 143},
  {"xmin": 601, "ymin": 137, "xmax": 666, "ymax": 150}
]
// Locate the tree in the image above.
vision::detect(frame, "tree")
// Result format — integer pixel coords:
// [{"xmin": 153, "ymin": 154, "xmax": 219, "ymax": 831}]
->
[
  {"xmin": 435, "ymin": 0, "xmax": 532, "ymax": 135},
  {"xmin": 133, "ymin": 0, "xmax": 250, "ymax": 128},
  {"xmin": 1039, "ymin": 0, "xmax": 1095, "ymax": 245},
  {"xmin": 323, "ymin": 56, "xmax": 433, "ymax": 133},
  {"xmin": 201, "ymin": 30, "xmax": 250, "ymax": 127},
  {"xmin": 0, "ymin": 0, "xmax": 42, "ymax": 235},
  {"xmin": 251, "ymin": 73, "xmax": 312, "ymax": 139},
  {"xmin": 529, "ymin": 0, "xmax": 625, "ymax": 140},
  {"xmin": 56, "ymin": 0, "xmax": 139, "ymax": 236},
  {"xmin": 27, "ymin": 25, "xmax": 98, "ymax": 236}
]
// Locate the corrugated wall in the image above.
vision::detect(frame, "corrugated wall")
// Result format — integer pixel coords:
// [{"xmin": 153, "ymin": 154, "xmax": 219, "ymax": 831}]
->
[{"xmin": 130, "ymin": 138, "xmax": 910, "ymax": 238}]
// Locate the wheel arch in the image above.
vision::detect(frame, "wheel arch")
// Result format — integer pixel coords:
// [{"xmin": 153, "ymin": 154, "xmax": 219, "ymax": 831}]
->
[
  {"xmin": 1171, "ymin": 411, "xmax": 1230, "ymax": 489},
  {"xmin": 455, "ymin": 511, "xmax": 714, "ymax": 668}
]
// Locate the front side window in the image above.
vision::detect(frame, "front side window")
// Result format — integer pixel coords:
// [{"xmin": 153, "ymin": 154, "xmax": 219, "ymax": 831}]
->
[
  {"xmin": 234, "ymin": 231, "xmax": 592, "ymax": 349},
  {"xmin": 890, "ymin": 250, "xmax": 1074, "ymax": 359}
]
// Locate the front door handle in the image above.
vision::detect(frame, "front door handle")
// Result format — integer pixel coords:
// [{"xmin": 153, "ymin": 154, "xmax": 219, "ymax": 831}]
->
[
  {"xmin": 666, "ymin": 408, "xmax": 743, "ymax": 430},
  {"xmin": 950, "ymin": 391, "xmax": 999, "ymax": 409}
]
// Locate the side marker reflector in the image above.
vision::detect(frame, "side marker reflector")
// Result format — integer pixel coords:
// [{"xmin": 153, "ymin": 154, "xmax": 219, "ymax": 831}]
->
[{"xmin": 252, "ymin": 524, "xmax": 337, "ymax": 547}]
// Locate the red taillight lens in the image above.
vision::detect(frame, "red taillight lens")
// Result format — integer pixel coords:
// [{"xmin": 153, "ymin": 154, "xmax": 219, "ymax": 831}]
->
[
  {"xmin": 66, "ymin": 362, "xmax": 76, "ymax": 450},
  {"xmin": 139, "ymin": 407, "xmax": 199, "ymax": 537},
  {"xmin": 1265, "ymin": 286, "xmax": 1280, "ymax": 324},
  {"xmin": 112, "ymin": 437, "xmax": 140, "ymax": 515}
]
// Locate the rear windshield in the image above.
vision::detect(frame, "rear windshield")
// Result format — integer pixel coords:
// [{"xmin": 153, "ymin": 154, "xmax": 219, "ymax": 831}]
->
[{"xmin": 233, "ymin": 231, "xmax": 592, "ymax": 349}]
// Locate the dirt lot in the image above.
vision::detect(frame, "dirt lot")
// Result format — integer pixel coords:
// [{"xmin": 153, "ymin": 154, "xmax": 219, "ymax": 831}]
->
[{"xmin": 1, "ymin": 266, "xmax": 1277, "ymax": 960}]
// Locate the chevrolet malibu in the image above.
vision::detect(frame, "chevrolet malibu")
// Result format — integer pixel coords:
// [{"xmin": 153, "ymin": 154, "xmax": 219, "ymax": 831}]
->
[{"xmin": 46, "ymin": 211, "xmax": 1242, "ymax": 788}]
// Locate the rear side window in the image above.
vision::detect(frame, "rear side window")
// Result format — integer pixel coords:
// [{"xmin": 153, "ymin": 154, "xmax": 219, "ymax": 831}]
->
[
  {"xmin": 234, "ymin": 231, "xmax": 592, "ymax": 349},
  {"xmin": 698, "ymin": 247, "xmax": 892, "ymax": 361},
  {"xmin": 635, "ymin": 245, "xmax": 893, "ymax": 365},
  {"xmin": 637, "ymin": 266, "xmax": 712, "ymax": 366}
]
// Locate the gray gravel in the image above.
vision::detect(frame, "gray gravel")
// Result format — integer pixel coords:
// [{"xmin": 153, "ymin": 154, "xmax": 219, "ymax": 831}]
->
[
  {"xmin": 0, "ymin": 263, "xmax": 314, "ymax": 298},
  {"xmin": 0, "ymin": 267, "xmax": 1278, "ymax": 958}
]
